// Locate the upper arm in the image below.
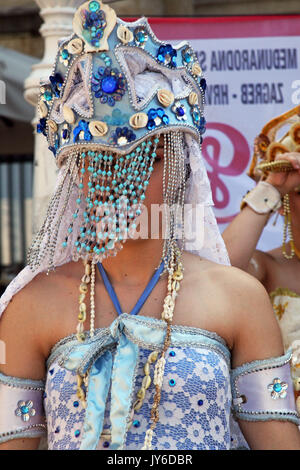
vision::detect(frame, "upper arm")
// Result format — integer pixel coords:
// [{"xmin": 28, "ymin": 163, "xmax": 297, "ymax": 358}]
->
[
  {"xmin": 246, "ymin": 250, "xmax": 269, "ymax": 284},
  {"xmin": 231, "ymin": 272, "xmax": 300, "ymax": 449},
  {"xmin": 0, "ymin": 283, "xmax": 47, "ymax": 450},
  {"xmin": 0, "ymin": 283, "xmax": 46, "ymax": 380},
  {"xmin": 231, "ymin": 271, "xmax": 283, "ymax": 368}
]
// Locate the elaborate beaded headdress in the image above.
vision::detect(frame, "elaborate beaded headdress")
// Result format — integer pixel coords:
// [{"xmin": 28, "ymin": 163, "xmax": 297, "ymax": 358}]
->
[{"xmin": 33, "ymin": 0, "xmax": 207, "ymax": 269}]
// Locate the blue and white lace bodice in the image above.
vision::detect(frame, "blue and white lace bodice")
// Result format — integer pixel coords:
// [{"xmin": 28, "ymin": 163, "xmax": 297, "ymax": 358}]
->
[
  {"xmin": 1, "ymin": 264, "xmax": 298, "ymax": 449},
  {"xmin": 44, "ymin": 313, "xmax": 249, "ymax": 450}
]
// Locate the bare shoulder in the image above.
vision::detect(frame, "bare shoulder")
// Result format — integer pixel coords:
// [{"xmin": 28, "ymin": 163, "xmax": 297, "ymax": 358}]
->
[
  {"xmin": 0, "ymin": 262, "xmax": 80, "ymax": 377},
  {"xmin": 182, "ymin": 250, "xmax": 270, "ymax": 309},
  {"xmin": 177, "ymin": 252, "xmax": 283, "ymax": 359}
]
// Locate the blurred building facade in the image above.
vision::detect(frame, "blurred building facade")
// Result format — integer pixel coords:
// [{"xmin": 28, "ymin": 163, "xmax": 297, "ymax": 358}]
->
[{"xmin": 0, "ymin": 0, "xmax": 300, "ymax": 60}]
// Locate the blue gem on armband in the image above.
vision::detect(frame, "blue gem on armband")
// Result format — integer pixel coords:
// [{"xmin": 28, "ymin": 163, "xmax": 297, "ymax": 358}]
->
[
  {"xmin": 49, "ymin": 368, "xmax": 54, "ymax": 375},
  {"xmin": 55, "ymin": 426, "xmax": 60, "ymax": 434},
  {"xmin": 169, "ymin": 350, "xmax": 176, "ymax": 357},
  {"xmin": 73, "ymin": 401, "xmax": 79, "ymax": 408},
  {"xmin": 74, "ymin": 430, "xmax": 81, "ymax": 438},
  {"xmin": 169, "ymin": 379, "xmax": 176, "ymax": 387},
  {"xmin": 156, "ymin": 44, "xmax": 177, "ymax": 67},
  {"xmin": 133, "ymin": 420, "xmax": 140, "ymax": 428},
  {"xmin": 15, "ymin": 400, "xmax": 36, "ymax": 422},
  {"xmin": 198, "ymin": 399, "xmax": 204, "ymax": 406},
  {"xmin": 103, "ymin": 441, "xmax": 110, "ymax": 448},
  {"xmin": 268, "ymin": 378, "xmax": 288, "ymax": 399}
]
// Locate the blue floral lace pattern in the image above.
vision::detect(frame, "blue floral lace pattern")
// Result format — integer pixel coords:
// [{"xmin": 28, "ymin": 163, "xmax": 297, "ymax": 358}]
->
[
  {"xmin": 45, "ymin": 346, "xmax": 248, "ymax": 450},
  {"xmin": 44, "ymin": 366, "xmax": 84, "ymax": 450},
  {"xmin": 124, "ymin": 346, "xmax": 232, "ymax": 450}
]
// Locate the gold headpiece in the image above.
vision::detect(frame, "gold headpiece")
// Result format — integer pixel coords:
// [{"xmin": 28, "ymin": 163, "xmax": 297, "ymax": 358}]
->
[{"xmin": 248, "ymin": 105, "xmax": 300, "ymax": 179}]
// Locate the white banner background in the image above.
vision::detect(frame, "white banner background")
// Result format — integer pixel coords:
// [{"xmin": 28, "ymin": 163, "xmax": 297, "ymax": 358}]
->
[{"xmin": 190, "ymin": 35, "xmax": 300, "ymax": 250}]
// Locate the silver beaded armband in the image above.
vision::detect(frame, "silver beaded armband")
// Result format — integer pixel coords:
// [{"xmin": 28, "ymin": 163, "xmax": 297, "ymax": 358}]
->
[
  {"xmin": 230, "ymin": 349, "xmax": 300, "ymax": 425},
  {"xmin": 0, "ymin": 371, "xmax": 47, "ymax": 444}
]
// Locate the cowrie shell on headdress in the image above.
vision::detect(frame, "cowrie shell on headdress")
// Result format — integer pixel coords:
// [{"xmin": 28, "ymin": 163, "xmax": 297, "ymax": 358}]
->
[
  {"xmin": 117, "ymin": 25, "xmax": 133, "ymax": 45},
  {"xmin": 129, "ymin": 112, "xmax": 148, "ymax": 129},
  {"xmin": 67, "ymin": 37, "xmax": 83, "ymax": 55},
  {"xmin": 38, "ymin": 100, "xmax": 48, "ymax": 118},
  {"xmin": 191, "ymin": 63, "xmax": 202, "ymax": 76},
  {"xmin": 48, "ymin": 119, "xmax": 58, "ymax": 133},
  {"xmin": 188, "ymin": 92, "xmax": 198, "ymax": 106},
  {"xmin": 63, "ymin": 105, "xmax": 75, "ymax": 124},
  {"xmin": 89, "ymin": 120, "xmax": 108, "ymax": 137},
  {"xmin": 157, "ymin": 89, "xmax": 174, "ymax": 108}
]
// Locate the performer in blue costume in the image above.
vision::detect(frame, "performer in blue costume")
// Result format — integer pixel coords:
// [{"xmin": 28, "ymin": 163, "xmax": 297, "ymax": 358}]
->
[{"xmin": 0, "ymin": 1, "xmax": 299, "ymax": 450}]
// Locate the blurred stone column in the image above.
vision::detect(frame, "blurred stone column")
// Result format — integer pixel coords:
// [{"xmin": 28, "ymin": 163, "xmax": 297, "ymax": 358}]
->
[{"xmin": 24, "ymin": 0, "xmax": 83, "ymax": 236}]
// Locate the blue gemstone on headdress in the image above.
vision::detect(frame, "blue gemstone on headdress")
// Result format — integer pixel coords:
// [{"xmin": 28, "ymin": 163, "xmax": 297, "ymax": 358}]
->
[
  {"xmin": 62, "ymin": 128, "xmax": 69, "ymax": 139},
  {"xmin": 61, "ymin": 49, "xmax": 69, "ymax": 60},
  {"xmin": 43, "ymin": 90, "xmax": 52, "ymax": 101},
  {"xmin": 49, "ymin": 72, "xmax": 64, "ymax": 98},
  {"xmin": 73, "ymin": 120, "xmax": 92, "ymax": 142},
  {"xmin": 136, "ymin": 31, "xmax": 145, "ymax": 43},
  {"xmin": 101, "ymin": 76, "xmax": 118, "ymax": 94},
  {"xmin": 176, "ymin": 106, "xmax": 185, "ymax": 117},
  {"xmin": 200, "ymin": 78, "xmax": 207, "ymax": 91},
  {"xmin": 157, "ymin": 44, "xmax": 177, "ymax": 67},
  {"xmin": 37, "ymin": 118, "xmax": 47, "ymax": 136}
]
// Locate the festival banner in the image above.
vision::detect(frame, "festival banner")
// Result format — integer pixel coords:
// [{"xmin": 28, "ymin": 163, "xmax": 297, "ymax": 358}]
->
[{"xmin": 146, "ymin": 15, "xmax": 300, "ymax": 250}]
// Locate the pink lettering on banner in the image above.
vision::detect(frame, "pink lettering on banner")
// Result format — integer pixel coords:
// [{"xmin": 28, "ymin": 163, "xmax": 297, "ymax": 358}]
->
[{"xmin": 202, "ymin": 122, "xmax": 250, "ymax": 223}]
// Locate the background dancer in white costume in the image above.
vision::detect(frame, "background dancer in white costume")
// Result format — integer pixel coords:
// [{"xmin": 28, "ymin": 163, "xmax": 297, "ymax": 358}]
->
[{"xmin": 223, "ymin": 107, "xmax": 300, "ymax": 413}]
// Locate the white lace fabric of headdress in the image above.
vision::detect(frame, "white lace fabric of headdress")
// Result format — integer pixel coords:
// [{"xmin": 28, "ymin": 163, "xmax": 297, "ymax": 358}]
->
[{"xmin": 0, "ymin": 59, "xmax": 230, "ymax": 318}]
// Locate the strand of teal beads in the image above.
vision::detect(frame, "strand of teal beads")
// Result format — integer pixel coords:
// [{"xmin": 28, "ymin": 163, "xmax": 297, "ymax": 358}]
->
[
  {"xmin": 28, "ymin": 151, "xmax": 74, "ymax": 271},
  {"xmin": 63, "ymin": 137, "xmax": 159, "ymax": 263}
]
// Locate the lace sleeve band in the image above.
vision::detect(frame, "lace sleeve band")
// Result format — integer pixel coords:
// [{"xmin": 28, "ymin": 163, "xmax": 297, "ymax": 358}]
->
[{"xmin": 231, "ymin": 349, "xmax": 300, "ymax": 425}]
